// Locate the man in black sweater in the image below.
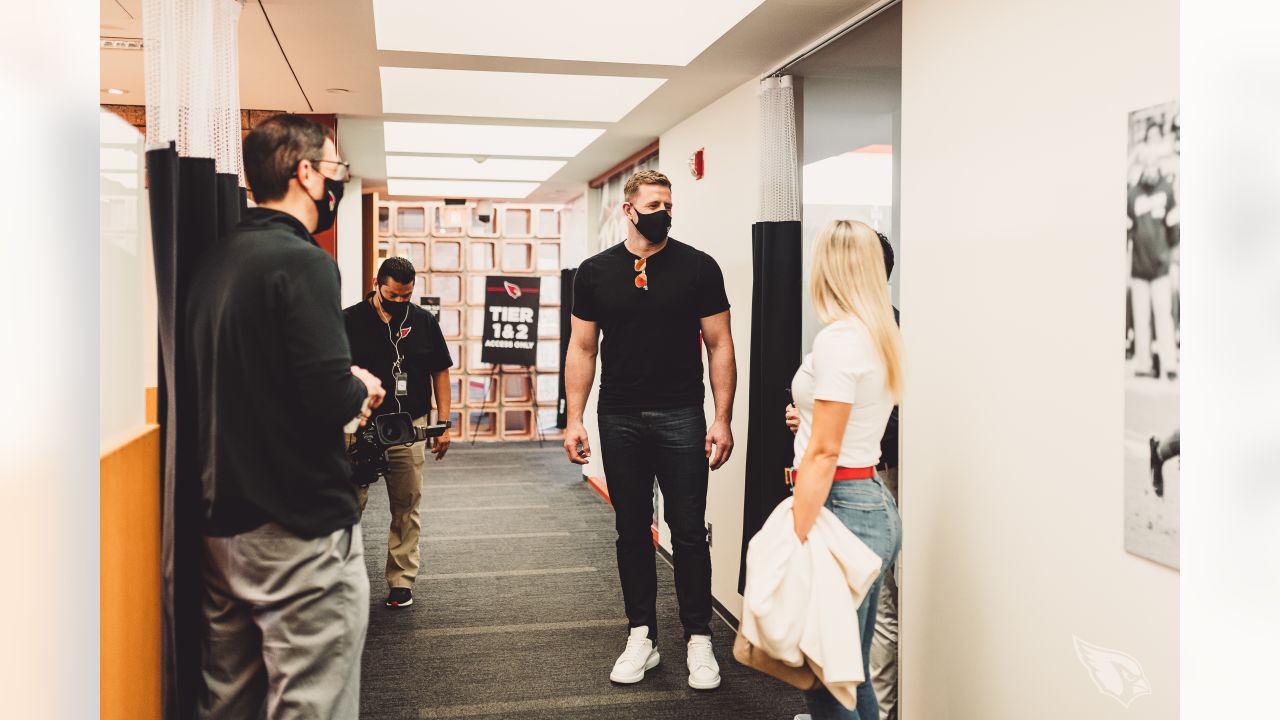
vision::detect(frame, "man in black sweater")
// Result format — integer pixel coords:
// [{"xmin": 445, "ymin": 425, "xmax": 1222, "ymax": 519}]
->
[{"xmin": 186, "ymin": 114, "xmax": 384, "ymax": 719}]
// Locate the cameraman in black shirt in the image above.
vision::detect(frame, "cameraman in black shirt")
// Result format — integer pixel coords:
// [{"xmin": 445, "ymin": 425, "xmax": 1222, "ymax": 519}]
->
[
  {"xmin": 344, "ymin": 257, "xmax": 454, "ymax": 608},
  {"xmin": 187, "ymin": 114, "xmax": 384, "ymax": 718}
]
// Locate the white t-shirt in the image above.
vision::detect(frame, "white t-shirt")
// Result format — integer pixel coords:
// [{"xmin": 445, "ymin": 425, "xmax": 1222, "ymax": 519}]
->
[{"xmin": 791, "ymin": 318, "xmax": 894, "ymax": 468}]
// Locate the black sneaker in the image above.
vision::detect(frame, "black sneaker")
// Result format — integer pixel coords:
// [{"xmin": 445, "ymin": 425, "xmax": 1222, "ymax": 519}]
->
[
  {"xmin": 1149, "ymin": 436, "xmax": 1165, "ymax": 498},
  {"xmin": 386, "ymin": 587, "xmax": 413, "ymax": 608}
]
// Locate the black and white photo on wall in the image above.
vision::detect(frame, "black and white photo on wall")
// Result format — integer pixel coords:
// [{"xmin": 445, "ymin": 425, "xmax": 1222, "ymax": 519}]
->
[
  {"xmin": 418, "ymin": 295, "xmax": 441, "ymax": 320},
  {"xmin": 1125, "ymin": 99, "xmax": 1180, "ymax": 570},
  {"xmin": 480, "ymin": 275, "xmax": 540, "ymax": 367}
]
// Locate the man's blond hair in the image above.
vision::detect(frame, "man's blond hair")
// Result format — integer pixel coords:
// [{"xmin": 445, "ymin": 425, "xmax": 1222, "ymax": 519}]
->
[{"xmin": 624, "ymin": 169, "xmax": 671, "ymax": 201}]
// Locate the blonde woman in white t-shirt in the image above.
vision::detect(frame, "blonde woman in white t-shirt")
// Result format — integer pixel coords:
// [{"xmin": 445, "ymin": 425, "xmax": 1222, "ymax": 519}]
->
[{"xmin": 790, "ymin": 219, "xmax": 903, "ymax": 720}]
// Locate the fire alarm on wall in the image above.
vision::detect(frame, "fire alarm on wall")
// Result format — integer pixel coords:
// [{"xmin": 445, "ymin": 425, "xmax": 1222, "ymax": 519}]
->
[{"xmin": 688, "ymin": 148, "xmax": 705, "ymax": 180}]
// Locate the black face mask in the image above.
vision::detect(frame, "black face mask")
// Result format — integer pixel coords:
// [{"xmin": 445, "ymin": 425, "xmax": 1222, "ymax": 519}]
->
[
  {"xmin": 311, "ymin": 176, "xmax": 345, "ymax": 234},
  {"xmin": 630, "ymin": 207, "xmax": 671, "ymax": 244},
  {"xmin": 380, "ymin": 293, "xmax": 409, "ymax": 320}
]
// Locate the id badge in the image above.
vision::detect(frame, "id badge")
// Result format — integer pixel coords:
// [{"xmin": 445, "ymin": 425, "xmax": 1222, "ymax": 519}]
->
[{"xmin": 394, "ymin": 371, "xmax": 409, "ymax": 397}]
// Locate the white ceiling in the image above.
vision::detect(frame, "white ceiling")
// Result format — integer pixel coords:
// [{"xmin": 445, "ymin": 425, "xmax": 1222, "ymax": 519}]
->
[{"xmin": 100, "ymin": 0, "xmax": 882, "ymax": 202}]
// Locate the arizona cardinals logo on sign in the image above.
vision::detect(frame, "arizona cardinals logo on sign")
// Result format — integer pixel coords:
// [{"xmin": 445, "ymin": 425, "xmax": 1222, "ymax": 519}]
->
[{"xmin": 504, "ymin": 281, "xmax": 522, "ymax": 300}]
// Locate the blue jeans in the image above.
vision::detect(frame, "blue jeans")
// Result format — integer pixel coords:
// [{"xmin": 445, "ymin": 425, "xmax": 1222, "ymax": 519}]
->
[
  {"xmin": 597, "ymin": 406, "xmax": 712, "ymax": 643},
  {"xmin": 803, "ymin": 475, "xmax": 902, "ymax": 720}
]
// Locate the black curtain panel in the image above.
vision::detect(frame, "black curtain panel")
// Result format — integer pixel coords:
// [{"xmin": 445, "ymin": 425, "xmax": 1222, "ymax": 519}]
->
[
  {"xmin": 557, "ymin": 267, "xmax": 576, "ymax": 429},
  {"xmin": 147, "ymin": 144, "xmax": 244, "ymax": 720},
  {"xmin": 739, "ymin": 220, "xmax": 803, "ymax": 594}
]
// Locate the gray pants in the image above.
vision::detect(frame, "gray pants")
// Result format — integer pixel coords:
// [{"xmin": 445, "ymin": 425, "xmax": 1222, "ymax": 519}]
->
[
  {"xmin": 870, "ymin": 466, "xmax": 899, "ymax": 720},
  {"xmin": 199, "ymin": 522, "xmax": 369, "ymax": 720}
]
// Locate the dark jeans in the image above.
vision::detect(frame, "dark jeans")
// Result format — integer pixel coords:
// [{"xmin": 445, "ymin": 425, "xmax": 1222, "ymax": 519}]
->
[{"xmin": 598, "ymin": 405, "xmax": 712, "ymax": 643}]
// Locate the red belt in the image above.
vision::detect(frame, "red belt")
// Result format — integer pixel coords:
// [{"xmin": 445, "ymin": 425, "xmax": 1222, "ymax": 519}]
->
[{"xmin": 785, "ymin": 465, "xmax": 876, "ymax": 486}]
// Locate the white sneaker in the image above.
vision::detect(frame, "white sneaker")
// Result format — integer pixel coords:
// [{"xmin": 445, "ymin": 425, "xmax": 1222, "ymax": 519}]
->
[
  {"xmin": 686, "ymin": 634, "xmax": 721, "ymax": 690},
  {"xmin": 610, "ymin": 627, "xmax": 660, "ymax": 684}
]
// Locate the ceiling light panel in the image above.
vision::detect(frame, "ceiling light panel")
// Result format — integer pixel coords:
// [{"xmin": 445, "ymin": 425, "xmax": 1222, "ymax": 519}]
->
[
  {"xmin": 387, "ymin": 179, "xmax": 539, "ymax": 200},
  {"xmin": 373, "ymin": 0, "xmax": 766, "ymax": 66},
  {"xmin": 380, "ymin": 67, "xmax": 665, "ymax": 122},
  {"xmin": 383, "ymin": 122, "xmax": 604, "ymax": 158},
  {"xmin": 385, "ymin": 156, "xmax": 565, "ymax": 181}
]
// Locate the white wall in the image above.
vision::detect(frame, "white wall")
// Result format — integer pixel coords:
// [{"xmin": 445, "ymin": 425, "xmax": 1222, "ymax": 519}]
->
[
  {"xmin": 656, "ymin": 78, "xmax": 761, "ymax": 618},
  {"xmin": 99, "ymin": 110, "xmax": 154, "ymax": 451},
  {"xmin": 898, "ymin": 1, "xmax": 1178, "ymax": 718},
  {"xmin": 337, "ymin": 178, "xmax": 364, "ymax": 307}
]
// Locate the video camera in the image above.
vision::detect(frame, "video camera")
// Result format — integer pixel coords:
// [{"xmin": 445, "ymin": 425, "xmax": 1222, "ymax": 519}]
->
[{"xmin": 348, "ymin": 412, "xmax": 451, "ymax": 487}]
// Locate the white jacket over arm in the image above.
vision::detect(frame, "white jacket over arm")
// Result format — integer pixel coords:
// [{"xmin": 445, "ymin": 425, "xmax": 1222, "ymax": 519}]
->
[{"xmin": 739, "ymin": 497, "xmax": 882, "ymax": 707}]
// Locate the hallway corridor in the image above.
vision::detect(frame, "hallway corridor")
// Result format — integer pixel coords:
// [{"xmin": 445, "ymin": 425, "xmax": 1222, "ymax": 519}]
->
[{"xmin": 356, "ymin": 443, "xmax": 805, "ymax": 719}]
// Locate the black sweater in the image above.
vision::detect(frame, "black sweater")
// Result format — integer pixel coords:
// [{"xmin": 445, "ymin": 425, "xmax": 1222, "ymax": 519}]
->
[{"xmin": 186, "ymin": 208, "xmax": 367, "ymax": 538}]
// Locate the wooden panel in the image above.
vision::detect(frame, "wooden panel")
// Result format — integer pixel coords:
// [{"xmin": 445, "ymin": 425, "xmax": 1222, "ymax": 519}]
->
[
  {"xmin": 362, "ymin": 193, "xmax": 376, "ymax": 296},
  {"xmin": 101, "ymin": 424, "xmax": 162, "ymax": 720},
  {"xmin": 145, "ymin": 386, "xmax": 158, "ymax": 425}
]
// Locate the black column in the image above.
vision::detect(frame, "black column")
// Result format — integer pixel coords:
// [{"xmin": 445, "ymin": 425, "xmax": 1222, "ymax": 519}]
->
[
  {"xmin": 557, "ymin": 267, "xmax": 576, "ymax": 429},
  {"xmin": 739, "ymin": 220, "xmax": 803, "ymax": 593}
]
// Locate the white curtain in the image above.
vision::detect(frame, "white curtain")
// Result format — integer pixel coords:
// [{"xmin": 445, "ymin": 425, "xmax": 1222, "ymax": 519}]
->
[
  {"xmin": 145, "ymin": 0, "xmax": 244, "ymax": 180},
  {"xmin": 759, "ymin": 75, "xmax": 800, "ymax": 222}
]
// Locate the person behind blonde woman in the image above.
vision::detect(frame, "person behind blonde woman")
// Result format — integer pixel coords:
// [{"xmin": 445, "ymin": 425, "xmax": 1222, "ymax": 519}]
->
[{"xmin": 789, "ymin": 219, "xmax": 904, "ymax": 720}]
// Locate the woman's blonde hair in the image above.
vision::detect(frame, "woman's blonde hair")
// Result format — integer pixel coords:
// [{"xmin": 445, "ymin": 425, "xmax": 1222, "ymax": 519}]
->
[{"xmin": 810, "ymin": 220, "xmax": 904, "ymax": 400}]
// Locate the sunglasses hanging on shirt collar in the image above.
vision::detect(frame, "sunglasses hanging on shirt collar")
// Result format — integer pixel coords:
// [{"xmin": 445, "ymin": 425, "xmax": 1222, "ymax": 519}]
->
[{"xmin": 634, "ymin": 257, "xmax": 648, "ymax": 291}]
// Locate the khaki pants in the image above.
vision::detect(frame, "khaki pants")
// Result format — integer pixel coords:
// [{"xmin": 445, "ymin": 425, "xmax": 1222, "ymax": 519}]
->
[
  {"xmin": 199, "ymin": 522, "xmax": 369, "ymax": 720},
  {"xmin": 353, "ymin": 415, "xmax": 427, "ymax": 589},
  {"xmin": 871, "ymin": 466, "xmax": 900, "ymax": 720}
]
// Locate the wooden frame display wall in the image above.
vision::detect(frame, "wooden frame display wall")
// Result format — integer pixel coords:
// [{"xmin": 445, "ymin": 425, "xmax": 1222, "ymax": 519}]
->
[{"xmin": 376, "ymin": 196, "xmax": 566, "ymax": 442}]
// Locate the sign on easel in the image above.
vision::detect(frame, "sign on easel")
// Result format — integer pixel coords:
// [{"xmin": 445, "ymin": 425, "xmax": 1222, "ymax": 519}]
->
[
  {"xmin": 418, "ymin": 295, "xmax": 441, "ymax": 319},
  {"xmin": 481, "ymin": 276, "xmax": 540, "ymax": 366}
]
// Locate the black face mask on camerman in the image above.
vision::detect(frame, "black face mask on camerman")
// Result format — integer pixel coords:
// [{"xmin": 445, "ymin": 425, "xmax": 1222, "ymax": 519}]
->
[
  {"xmin": 380, "ymin": 291, "xmax": 409, "ymax": 321},
  {"xmin": 630, "ymin": 207, "xmax": 671, "ymax": 244}
]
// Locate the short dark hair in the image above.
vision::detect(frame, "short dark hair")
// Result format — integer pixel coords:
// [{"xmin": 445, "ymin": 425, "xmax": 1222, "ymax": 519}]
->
[
  {"xmin": 877, "ymin": 231, "xmax": 894, "ymax": 280},
  {"xmin": 377, "ymin": 257, "xmax": 416, "ymax": 287},
  {"xmin": 243, "ymin": 114, "xmax": 330, "ymax": 203},
  {"xmin": 624, "ymin": 169, "xmax": 671, "ymax": 201}
]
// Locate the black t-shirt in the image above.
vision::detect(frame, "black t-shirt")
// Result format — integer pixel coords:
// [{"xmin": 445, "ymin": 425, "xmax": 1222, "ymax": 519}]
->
[
  {"xmin": 344, "ymin": 293, "xmax": 453, "ymax": 420},
  {"xmin": 1128, "ymin": 179, "xmax": 1177, "ymax": 280},
  {"xmin": 186, "ymin": 208, "xmax": 368, "ymax": 539},
  {"xmin": 572, "ymin": 238, "xmax": 730, "ymax": 413}
]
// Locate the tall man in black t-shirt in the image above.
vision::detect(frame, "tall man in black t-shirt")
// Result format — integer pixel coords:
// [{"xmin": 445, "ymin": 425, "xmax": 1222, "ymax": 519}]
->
[
  {"xmin": 564, "ymin": 170, "xmax": 737, "ymax": 691},
  {"xmin": 187, "ymin": 115, "xmax": 385, "ymax": 719},
  {"xmin": 344, "ymin": 257, "xmax": 454, "ymax": 609}
]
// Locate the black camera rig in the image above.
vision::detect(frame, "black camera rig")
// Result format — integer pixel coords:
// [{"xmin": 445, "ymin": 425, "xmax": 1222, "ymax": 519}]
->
[{"xmin": 348, "ymin": 412, "xmax": 450, "ymax": 487}]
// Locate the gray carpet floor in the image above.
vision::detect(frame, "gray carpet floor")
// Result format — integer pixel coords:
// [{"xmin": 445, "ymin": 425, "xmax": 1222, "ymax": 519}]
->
[{"xmin": 357, "ymin": 442, "xmax": 806, "ymax": 720}]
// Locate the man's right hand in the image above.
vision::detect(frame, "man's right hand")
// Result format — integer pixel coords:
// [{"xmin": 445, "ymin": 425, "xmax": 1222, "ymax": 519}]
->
[
  {"xmin": 351, "ymin": 366, "xmax": 386, "ymax": 426},
  {"xmin": 563, "ymin": 422, "xmax": 592, "ymax": 465}
]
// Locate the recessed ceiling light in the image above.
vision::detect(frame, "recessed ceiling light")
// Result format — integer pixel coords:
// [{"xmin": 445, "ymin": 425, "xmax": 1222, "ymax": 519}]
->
[
  {"xmin": 106, "ymin": 88, "xmax": 127, "ymax": 95},
  {"xmin": 373, "ymin": 0, "xmax": 766, "ymax": 66},
  {"xmin": 383, "ymin": 122, "xmax": 604, "ymax": 158},
  {"xmin": 380, "ymin": 67, "xmax": 664, "ymax": 123},
  {"xmin": 385, "ymin": 156, "xmax": 566, "ymax": 182},
  {"xmin": 387, "ymin": 179, "xmax": 539, "ymax": 200}
]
